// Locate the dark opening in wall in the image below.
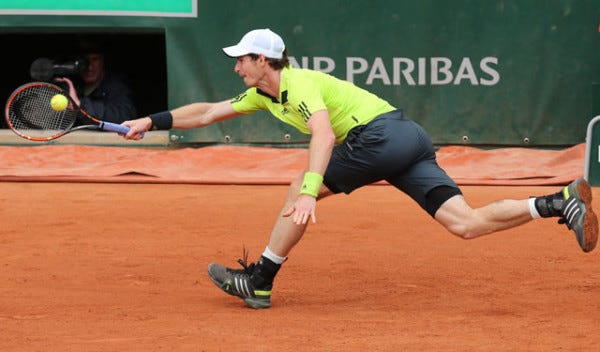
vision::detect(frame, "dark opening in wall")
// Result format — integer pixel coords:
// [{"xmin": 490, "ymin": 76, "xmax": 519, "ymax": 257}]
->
[{"xmin": 0, "ymin": 30, "xmax": 168, "ymax": 128}]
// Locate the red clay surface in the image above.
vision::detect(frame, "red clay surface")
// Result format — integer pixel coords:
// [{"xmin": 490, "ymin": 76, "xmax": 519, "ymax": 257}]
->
[{"xmin": 1, "ymin": 182, "xmax": 599, "ymax": 351}]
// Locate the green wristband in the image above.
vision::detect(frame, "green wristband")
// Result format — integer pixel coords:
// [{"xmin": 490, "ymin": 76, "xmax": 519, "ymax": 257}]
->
[{"xmin": 299, "ymin": 172, "xmax": 323, "ymax": 197}]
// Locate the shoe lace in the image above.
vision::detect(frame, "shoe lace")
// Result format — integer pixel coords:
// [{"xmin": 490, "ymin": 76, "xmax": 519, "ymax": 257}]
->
[
  {"xmin": 231, "ymin": 246, "xmax": 256, "ymax": 275},
  {"xmin": 558, "ymin": 196, "xmax": 583, "ymax": 230},
  {"xmin": 558, "ymin": 216, "xmax": 571, "ymax": 230},
  {"xmin": 558, "ymin": 217, "xmax": 572, "ymax": 230}
]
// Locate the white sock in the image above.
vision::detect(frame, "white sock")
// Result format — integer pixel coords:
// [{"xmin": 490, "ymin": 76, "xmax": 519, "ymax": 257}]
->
[
  {"xmin": 262, "ymin": 246, "xmax": 286, "ymax": 264},
  {"xmin": 528, "ymin": 197, "xmax": 541, "ymax": 219}
]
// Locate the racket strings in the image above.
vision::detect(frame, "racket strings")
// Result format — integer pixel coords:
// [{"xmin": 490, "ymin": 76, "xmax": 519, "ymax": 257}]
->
[{"xmin": 7, "ymin": 85, "xmax": 78, "ymax": 138}]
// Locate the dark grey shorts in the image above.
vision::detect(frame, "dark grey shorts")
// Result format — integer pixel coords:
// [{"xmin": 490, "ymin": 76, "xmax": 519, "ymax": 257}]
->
[{"xmin": 323, "ymin": 110, "xmax": 460, "ymax": 214}]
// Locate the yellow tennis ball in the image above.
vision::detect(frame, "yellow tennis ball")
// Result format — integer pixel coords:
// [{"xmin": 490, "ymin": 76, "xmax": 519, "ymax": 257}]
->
[{"xmin": 50, "ymin": 94, "xmax": 68, "ymax": 112}]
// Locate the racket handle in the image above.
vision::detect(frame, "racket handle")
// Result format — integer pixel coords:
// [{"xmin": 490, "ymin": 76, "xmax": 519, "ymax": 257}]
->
[{"xmin": 99, "ymin": 121, "xmax": 145, "ymax": 137}]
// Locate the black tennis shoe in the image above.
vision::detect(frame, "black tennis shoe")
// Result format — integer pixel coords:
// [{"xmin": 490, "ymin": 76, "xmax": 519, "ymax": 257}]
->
[
  {"xmin": 558, "ymin": 178, "xmax": 598, "ymax": 252},
  {"xmin": 207, "ymin": 259, "xmax": 272, "ymax": 309}
]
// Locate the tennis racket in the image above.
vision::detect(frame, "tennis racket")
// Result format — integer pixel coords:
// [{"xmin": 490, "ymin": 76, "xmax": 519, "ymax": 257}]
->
[{"xmin": 5, "ymin": 81, "xmax": 135, "ymax": 141}]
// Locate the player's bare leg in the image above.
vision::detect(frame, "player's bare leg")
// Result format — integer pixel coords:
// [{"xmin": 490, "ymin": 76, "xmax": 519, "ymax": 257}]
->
[
  {"xmin": 266, "ymin": 181, "xmax": 333, "ymax": 255},
  {"xmin": 435, "ymin": 178, "xmax": 598, "ymax": 252},
  {"xmin": 434, "ymin": 195, "xmax": 534, "ymax": 238},
  {"xmin": 207, "ymin": 174, "xmax": 333, "ymax": 309}
]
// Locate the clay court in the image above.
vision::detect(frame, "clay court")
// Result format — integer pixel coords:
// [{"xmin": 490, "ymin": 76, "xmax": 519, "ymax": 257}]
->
[{"xmin": 1, "ymin": 144, "xmax": 599, "ymax": 351}]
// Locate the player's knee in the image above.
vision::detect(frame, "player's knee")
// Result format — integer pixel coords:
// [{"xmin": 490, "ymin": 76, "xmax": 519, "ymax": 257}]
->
[
  {"xmin": 445, "ymin": 223, "xmax": 478, "ymax": 240},
  {"xmin": 428, "ymin": 186, "xmax": 480, "ymax": 239}
]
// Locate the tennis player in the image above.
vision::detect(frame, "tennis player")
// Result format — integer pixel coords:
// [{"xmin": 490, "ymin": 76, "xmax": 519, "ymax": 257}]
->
[{"xmin": 121, "ymin": 28, "xmax": 598, "ymax": 309}]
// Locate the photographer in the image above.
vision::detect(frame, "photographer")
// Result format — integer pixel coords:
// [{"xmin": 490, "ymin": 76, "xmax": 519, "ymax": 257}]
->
[
  {"xmin": 60, "ymin": 39, "xmax": 138, "ymax": 125},
  {"xmin": 33, "ymin": 39, "xmax": 138, "ymax": 126}
]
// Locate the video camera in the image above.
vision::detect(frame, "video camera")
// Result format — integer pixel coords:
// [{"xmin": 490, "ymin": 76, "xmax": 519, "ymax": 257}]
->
[{"xmin": 29, "ymin": 57, "xmax": 88, "ymax": 81}]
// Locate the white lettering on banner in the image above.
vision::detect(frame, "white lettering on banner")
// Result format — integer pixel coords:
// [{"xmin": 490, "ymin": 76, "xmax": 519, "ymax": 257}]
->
[
  {"xmin": 345, "ymin": 57, "xmax": 368, "ymax": 77},
  {"xmin": 479, "ymin": 57, "xmax": 500, "ymax": 85},
  {"xmin": 431, "ymin": 57, "xmax": 453, "ymax": 85},
  {"xmin": 290, "ymin": 56, "xmax": 500, "ymax": 86},
  {"xmin": 313, "ymin": 57, "xmax": 336, "ymax": 73}
]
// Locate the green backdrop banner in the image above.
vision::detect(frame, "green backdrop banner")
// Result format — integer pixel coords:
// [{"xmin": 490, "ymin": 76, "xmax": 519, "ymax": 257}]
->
[{"xmin": 0, "ymin": 0, "xmax": 598, "ymax": 146}]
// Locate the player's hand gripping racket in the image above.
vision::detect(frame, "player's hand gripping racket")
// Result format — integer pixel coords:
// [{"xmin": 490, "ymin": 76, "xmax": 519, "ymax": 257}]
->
[{"xmin": 4, "ymin": 81, "xmax": 138, "ymax": 141}]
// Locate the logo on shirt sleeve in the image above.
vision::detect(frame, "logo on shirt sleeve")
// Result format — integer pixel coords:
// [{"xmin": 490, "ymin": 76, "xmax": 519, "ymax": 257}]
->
[
  {"xmin": 298, "ymin": 101, "xmax": 312, "ymax": 122},
  {"xmin": 231, "ymin": 92, "xmax": 247, "ymax": 104}
]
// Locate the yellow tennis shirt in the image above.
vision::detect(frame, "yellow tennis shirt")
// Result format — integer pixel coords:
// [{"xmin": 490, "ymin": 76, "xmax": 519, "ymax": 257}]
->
[{"xmin": 230, "ymin": 66, "xmax": 396, "ymax": 144}]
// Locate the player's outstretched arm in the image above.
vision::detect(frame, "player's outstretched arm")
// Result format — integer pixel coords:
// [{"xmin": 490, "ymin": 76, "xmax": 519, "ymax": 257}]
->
[
  {"xmin": 122, "ymin": 100, "xmax": 241, "ymax": 140},
  {"xmin": 171, "ymin": 100, "xmax": 240, "ymax": 129}
]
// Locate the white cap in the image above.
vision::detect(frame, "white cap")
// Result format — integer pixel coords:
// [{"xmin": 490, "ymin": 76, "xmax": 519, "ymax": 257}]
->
[{"xmin": 222, "ymin": 29, "xmax": 285, "ymax": 59}]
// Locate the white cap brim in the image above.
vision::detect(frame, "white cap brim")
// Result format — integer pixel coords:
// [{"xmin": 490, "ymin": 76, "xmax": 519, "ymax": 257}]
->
[{"xmin": 222, "ymin": 45, "xmax": 249, "ymax": 58}]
